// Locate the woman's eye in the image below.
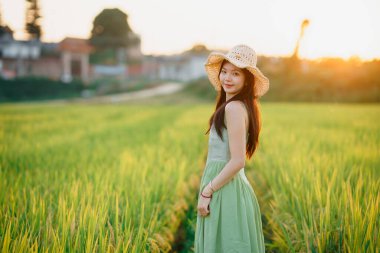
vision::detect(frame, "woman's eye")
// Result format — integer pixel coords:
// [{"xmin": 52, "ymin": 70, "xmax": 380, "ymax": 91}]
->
[{"xmin": 233, "ymin": 72, "xmax": 240, "ymax": 76}]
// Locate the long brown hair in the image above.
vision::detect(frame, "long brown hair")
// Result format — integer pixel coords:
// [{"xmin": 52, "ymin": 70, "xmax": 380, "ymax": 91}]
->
[{"xmin": 205, "ymin": 59, "xmax": 262, "ymax": 159}]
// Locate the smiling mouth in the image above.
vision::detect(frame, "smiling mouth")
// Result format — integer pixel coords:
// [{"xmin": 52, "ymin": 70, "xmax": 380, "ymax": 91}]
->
[{"xmin": 224, "ymin": 84, "xmax": 233, "ymax": 88}]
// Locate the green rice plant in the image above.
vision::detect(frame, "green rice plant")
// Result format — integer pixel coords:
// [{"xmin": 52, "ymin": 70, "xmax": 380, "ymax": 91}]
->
[
  {"xmin": 1, "ymin": 102, "xmax": 378, "ymax": 252},
  {"xmin": 0, "ymin": 103, "xmax": 209, "ymax": 252},
  {"xmin": 249, "ymin": 103, "xmax": 379, "ymax": 253}
]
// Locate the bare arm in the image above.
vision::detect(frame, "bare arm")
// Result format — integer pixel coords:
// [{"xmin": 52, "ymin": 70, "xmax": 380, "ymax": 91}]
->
[{"xmin": 202, "ymin": 101, "xmax": 247, "ymax": 195}]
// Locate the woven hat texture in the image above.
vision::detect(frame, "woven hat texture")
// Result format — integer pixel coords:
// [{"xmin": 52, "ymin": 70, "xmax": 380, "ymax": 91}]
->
[{"xmin": 205, "ymin": 44, "xmax": 269, "ymax": 97}]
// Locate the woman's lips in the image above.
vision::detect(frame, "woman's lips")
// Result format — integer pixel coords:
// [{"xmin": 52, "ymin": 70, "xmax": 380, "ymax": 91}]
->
[{"xmin": 224, "ymin": 84, "xmax": 233, "ymax": 88}]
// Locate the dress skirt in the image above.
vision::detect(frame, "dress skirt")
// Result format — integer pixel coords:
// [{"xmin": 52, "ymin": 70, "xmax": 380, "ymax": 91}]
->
[{"xmin": 194, "ymin": 159, "xmax": 265, "ymax": 253}]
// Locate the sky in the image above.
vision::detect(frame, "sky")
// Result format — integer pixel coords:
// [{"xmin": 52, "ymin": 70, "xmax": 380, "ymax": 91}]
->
[{"xmin": 1, "ymin": 0, "xmax": 380, "ymax": 60}]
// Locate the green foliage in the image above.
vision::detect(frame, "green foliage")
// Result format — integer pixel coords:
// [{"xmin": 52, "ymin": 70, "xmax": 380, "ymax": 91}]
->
[
  {"xmin": 264, "ymin": 58, "xmax": 380, "ymax": 102},
  {"xmin": 0, "ymin": 25, "xmax": 13, "ymax": 37},
  {"xmin": 185, "ymin": 59, "xmax": 380, "ymax": 103},
  {"xmin": 252, "ymin": 103, "xmax": 380, "ymax": 252},
  {"xmin": 182, "ymin": 78, "xmax": 217, "ymax": 101},
  {"xmin": 89, "ymin": 48, "xmax": 118, "ymax": 65},
  {"xmin": 0, "ymin": 103, "xmax": 378, "ymax": 252},
  {"xmin": 25, "ymin": 0, "xmax": 42, "ymax": 40},
  {"xmin": 0, "ymin": 77, "xmax": 84, "ymax": 102},
  {"xmin": 90, "ymin": 8, "xmax": 131, "ymax": 49},
  {"xmin": 0, "ymin": 104, "xmax": 209, "ymax": 252}
]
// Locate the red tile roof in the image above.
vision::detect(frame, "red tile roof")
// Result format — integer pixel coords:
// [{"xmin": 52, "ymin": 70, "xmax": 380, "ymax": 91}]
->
[{"xmin": 59, "ymin": 37, "xmax": 93, "ymax": 53}]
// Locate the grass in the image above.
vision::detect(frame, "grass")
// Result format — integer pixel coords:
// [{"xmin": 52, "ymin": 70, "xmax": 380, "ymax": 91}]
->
[
  {"xmin": 0, "ymin": 103, "xmax": 210, "ymax": 252},
  {"xmin": 253, "ymin": 103, "xmax": 380, "ymax": 252},
  {"xmin": 0, "ymin": 101, "xmax": 378, "ymax": 252}
]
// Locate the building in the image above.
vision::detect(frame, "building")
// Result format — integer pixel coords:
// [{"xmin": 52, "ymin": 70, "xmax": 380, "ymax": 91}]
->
[
  {"xmin": 59, "ymin": 37, "xmax": 93, "ymax": 83},
  {"xmin": 0, "ymin": 26, "xmax": 142, "ymax": 83},
  {"xmin": 0, "ymin": 26, "xmax": 41, "ymax": 78},
  {"xmin": 1, "ymin": 26, "xmax": 213, "ymax": 85},
  {"xmin": 142, "ymin": 45, "xmax": 210, "ymax": 82}
]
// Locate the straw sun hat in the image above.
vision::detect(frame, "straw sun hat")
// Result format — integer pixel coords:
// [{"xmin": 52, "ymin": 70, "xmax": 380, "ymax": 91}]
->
[{"xmin": 205, "ymin": 44, "xmax": 270, "ymax": 97}]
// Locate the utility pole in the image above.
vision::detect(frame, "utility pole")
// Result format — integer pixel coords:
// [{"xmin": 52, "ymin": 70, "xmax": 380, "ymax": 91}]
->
[{"xmin": 292, "ymin": 19, "xmax": 310, "ymax": 60}]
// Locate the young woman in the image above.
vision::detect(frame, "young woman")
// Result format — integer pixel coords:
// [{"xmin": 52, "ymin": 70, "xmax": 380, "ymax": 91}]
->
[{"xmin": 194, "ymin": 45, "xmax": 269, "ymax": 253}]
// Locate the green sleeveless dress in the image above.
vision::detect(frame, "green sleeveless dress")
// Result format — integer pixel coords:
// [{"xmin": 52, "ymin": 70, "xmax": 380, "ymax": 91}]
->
[{"xmin": 194, "ymin": 121, "xmax": 265, "ymax": 253}]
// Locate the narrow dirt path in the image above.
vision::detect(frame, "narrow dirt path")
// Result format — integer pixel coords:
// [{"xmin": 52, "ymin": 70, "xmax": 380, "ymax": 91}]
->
[{"xmin": 33, "ymin": 82, "xmax": 185, "ymax": 105}]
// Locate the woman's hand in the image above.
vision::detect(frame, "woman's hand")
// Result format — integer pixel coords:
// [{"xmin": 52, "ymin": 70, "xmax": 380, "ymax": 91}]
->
[{"xmin": 197, "ymin": 186, "xmax": 213, "ymax": 217}]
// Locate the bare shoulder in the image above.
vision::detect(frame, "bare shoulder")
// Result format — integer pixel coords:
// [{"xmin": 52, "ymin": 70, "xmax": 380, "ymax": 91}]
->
[
  {"xmin": 225, "ymin": 100, "xmax": 246, "ymax": 112},
  {"xmin": 225, "ymin": 101, "xmax": 248, "ymax": 128}
]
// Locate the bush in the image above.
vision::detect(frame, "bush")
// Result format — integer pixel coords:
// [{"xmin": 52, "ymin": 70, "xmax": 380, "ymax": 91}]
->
[
  {"xmin": 0, "ymin": 77, "xmax": 84, "ymax": 102},
  {"xmin": 185, "ymin": 59, "xmax": 380, "ymax": 103}
]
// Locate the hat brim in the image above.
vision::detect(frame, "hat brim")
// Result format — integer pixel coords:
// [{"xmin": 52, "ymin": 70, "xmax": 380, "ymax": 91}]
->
[{"xmin": 204, "ymin": 52, "xmax": 269, "ymax": 97}]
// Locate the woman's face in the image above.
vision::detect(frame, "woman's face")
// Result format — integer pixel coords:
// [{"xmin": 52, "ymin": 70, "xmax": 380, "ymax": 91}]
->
[{"xmin": 219, "ymin": 61, "xmax": 246, "ymax": 98}]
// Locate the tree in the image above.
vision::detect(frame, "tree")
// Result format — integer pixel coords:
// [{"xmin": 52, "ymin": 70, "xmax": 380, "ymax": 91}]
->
[
  {"xmin": 187, "ymin": 44, "xmax": 210, "ymax": 55},
  {"xmin": 0, "ymin": 3, "xmax": 14, "ymax": 40},
  {"xmin": 25, "ymin": 0, "xmax": 42, "ymax": 40},
  {"xmin": 0, "ymin": 25, "xmax": 13, "ymax": 38},
  {"xmin": 90, "ymin": 8, "xmax": 132, "ymax": 49},
  {"xmin": 0, "ymin": 2, "xmax": 3, "ymax": 26}
]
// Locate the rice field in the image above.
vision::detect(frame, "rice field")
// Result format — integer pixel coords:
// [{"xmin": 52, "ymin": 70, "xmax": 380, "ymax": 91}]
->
[
  {"xmin": 254, "ymin": 103, "xmax": 379, "ymax": 253},
  {"xmin": 0, "ymin": 102, "xmax": 379, "ymax": 252}
]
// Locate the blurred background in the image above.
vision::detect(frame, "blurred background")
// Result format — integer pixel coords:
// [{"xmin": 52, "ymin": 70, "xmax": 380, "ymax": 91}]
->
[{"xmin": 0, "ymin": 0, "xmax": 379, "ymax": 103}]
